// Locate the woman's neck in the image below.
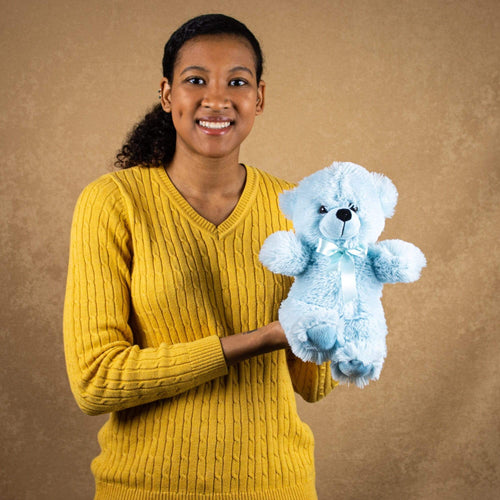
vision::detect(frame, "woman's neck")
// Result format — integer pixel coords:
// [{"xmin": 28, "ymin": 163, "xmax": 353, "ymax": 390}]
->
[
  {"xmin": 164, "ymin": 150, "xmax": 247, "ymax": 226},
  {"xmin": 166, "ymin": 154, "xmax": 245, "ymax": 197}
]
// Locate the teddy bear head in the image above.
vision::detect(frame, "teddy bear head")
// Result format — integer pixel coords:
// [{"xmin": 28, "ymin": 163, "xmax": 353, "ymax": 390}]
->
[{"xmin": 280, "ymin": 162, "xmax": 398, "ymax": 247}]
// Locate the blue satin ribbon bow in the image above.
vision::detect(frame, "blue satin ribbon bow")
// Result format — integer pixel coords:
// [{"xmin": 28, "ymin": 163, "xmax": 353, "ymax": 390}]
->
[{"xmin": 316, "ymin": 238, "xmax": 367, "ymax": 306}]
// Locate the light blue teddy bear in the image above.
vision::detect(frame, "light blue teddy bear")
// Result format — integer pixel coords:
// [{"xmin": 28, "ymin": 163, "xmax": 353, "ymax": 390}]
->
[{"xmin": 259, "ymin": 162, "xmax": 426, "ymax": 387}]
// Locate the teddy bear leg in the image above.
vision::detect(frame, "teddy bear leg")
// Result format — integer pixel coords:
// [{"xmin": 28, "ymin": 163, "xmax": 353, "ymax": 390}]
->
[
  {"xmin": 279, "ymin": 298, "xmax": 343, "ymax": 364},
  {"xmin": 330, "ymin": 317, "xmax": 386, "ymax": 387}
]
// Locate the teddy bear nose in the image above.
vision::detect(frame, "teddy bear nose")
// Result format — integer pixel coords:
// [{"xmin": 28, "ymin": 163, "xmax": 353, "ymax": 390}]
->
[{"xmin": 336, "ymin": 209, "xmax": 352, "ymax": 222}]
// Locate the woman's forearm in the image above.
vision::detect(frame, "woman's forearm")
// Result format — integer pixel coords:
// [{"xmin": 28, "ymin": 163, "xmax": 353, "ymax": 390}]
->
[{"xmin": 220, "ymin": 321, "xmax": 289, "ymax": 366}]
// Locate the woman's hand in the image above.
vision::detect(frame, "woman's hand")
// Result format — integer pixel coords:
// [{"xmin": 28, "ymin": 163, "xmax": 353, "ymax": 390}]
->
[{"xmin": 220, "ymin": 321, "xmax": 289, "ymax": 366}]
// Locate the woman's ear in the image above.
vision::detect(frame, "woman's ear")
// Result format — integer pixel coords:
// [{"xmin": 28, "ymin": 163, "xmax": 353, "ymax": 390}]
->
[
  {"xmin": 256, "ymin": 80, "xmax": 265, "ymax": 115},
  {"xmin": 160, "ymin": 77, "xmax": 172, "ymax": 113}
]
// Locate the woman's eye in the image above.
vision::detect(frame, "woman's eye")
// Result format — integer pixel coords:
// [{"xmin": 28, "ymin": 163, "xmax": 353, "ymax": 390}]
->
[
  {"xmin": 319, "ymin": 206, "xmax": 328, "ymax": 214},
  {"xmin": 229, "ymin": 78, "xmax": 248, "ymax": 87},
  {"xmin": 349, "ymin": 204, "xmax": 359, "ymax": 213},
  {"xmin": 186, "ymin": 77, "xmax": 205, "ymax": 85}
]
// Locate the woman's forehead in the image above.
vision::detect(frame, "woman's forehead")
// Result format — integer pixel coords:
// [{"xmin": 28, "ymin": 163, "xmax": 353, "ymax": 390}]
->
[{"xmin": 174, "ymin": 35, "xmax": 257, "ymax": 73}]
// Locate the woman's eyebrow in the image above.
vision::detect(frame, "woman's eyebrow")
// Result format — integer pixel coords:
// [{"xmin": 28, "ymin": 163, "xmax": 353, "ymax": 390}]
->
[
  {"xmin": 229, "ymin": 66, "xmax": 254, "ymax": 76},
  {"xmin": 180, "ymin": 65, "xmax": 208, "ymax": 75},
  {"xmin": 179, "ymin": 65, "xmax": 254, "ymax": 76}
]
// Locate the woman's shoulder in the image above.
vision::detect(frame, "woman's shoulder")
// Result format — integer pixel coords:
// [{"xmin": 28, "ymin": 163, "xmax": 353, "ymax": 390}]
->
[
  {"xmin": 73, "ymin": 166, "xmax": 156, "ymax": 218},
  {"xmin": 78, "ymin": 165, "xmax": 155, "ymax": 197}
]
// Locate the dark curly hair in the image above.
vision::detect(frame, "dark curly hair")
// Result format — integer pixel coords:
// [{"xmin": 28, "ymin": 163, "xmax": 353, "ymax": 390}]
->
[{"xmin": 115, "ymin": 14, "xmax": 264, "ymax": 169}]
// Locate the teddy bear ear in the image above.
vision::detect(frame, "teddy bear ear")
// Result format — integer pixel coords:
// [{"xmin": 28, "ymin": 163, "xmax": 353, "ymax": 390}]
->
[
  {"xmin": 370, "ymin": 172, "xmax": 398, "ymax": 218},
  {"xmin": 279, "ymin": 188, "xmax": 298, "ymax": 220}
]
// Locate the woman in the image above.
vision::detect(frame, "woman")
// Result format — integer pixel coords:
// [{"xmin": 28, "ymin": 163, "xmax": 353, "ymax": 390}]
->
[{"xmin": 63, "ymin": 13, "xmax": 336, "ymax": 499}]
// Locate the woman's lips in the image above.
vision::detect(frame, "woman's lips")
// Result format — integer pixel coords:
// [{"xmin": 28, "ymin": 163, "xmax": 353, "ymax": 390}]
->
[{"xmin": 196, "ymin": 119, "xmax": 233, "ymax": 134}]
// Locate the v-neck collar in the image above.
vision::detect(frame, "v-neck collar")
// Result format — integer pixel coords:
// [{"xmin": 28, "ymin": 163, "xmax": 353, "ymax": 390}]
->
[{"xmin": 156, "ymin": 164, "xmax": 258, "ymax": 239}]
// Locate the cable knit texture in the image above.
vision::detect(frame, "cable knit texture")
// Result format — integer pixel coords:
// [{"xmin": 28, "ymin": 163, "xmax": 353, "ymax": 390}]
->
[{"xmin": 63, "ymin": 165, "xmax": 336, "ymax": 499}]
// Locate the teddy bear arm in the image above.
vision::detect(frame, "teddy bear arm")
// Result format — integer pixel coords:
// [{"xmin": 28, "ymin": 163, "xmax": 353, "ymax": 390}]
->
[
  {"xmin": 259, "ymin": 231, "xmax": 311, "ymax": 276},
  {"xmin": 369, "ymin": 239, "xmax": 426, "ymax": 283}
]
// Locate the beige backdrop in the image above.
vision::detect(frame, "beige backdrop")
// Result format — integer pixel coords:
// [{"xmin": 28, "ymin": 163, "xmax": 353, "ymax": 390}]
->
[{"xmin": 1, "ymin": 0, "xmax": 499, "ymax": 499}]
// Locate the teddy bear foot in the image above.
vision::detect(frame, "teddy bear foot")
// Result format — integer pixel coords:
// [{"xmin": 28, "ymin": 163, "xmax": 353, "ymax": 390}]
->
[
  {"xmin": 306, "ymin": 324, "xmax": 337, "ymax": 351},
  {"xmin": 331, "ymin": 360, "xmax": 380, "ymax": 388},
  {"xmin": 286, "ymin": 323, "xmax": 340, "ymax": 364},
  {"xmin": 338, "ymin": 360, "xmax": 374, "ymax": 378}
]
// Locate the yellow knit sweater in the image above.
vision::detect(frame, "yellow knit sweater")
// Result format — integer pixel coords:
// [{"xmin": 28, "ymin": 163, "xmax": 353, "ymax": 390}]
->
[{"xmin": 63, "ymin": 165, "xmax": 336, "ymax": 499}]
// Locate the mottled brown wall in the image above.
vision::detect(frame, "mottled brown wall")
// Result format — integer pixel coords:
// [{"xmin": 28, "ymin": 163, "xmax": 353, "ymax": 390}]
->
[{"xmin": 1, "ymin": 0, "xmax": 498, "ymax": 499}]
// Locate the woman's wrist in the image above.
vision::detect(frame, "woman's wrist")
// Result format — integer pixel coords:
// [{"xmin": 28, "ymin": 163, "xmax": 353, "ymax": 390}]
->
[
  {"xmin": 261, "ymin": 321, "xmax": 288, "ymax": 350},
  {"xmin": 220, "ymin": 321, "xmax": 289, "ymax": 366}
]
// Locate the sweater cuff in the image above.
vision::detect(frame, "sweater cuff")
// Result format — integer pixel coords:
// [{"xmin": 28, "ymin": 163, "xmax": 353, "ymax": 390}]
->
[{"xmin": 188, "ymin": 335, "xmax": 228, "ymax": 385}]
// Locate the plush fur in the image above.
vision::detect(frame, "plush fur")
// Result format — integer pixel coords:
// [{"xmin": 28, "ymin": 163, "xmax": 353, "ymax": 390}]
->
[{"xmin": 260, "ymin": 162, "xmax": 426, "ymax": 387}]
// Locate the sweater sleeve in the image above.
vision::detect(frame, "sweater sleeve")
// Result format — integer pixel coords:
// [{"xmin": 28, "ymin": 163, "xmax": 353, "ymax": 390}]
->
[
  {"xmin": 63, "ymin": 177, "xmax": 228, "ymax": 416},
  {"xmin": 286, "ymin": 349, "xmax": 337, "ymax": 402}
]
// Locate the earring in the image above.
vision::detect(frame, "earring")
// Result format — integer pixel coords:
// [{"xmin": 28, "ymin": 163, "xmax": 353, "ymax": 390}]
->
[{"xmin": 158, "ymin": 89, "xmax": 162, "ymax": 100}]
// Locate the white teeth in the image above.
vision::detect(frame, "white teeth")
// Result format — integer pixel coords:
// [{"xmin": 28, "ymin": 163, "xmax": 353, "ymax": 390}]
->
[{"xmin": 198, "ymin": 120, "xmax": 231, "ymax": 129}]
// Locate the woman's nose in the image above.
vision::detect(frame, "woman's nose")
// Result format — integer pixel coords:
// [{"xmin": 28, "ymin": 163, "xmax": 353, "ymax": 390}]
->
[{"xmin": 202, "ymin": 84, "xmax": 229, "ymax": 109}]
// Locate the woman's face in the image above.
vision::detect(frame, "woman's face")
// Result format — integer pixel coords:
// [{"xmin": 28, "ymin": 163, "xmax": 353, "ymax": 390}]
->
[{"xmin": 160, "ymin": 35, "xmax": 265, "ymax": 162}]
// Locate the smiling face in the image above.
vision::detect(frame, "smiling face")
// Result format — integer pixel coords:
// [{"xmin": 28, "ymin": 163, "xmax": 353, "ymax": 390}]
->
[{"xmin": 160, "ymin": 34, "xmax": 265, "ymax": 162}]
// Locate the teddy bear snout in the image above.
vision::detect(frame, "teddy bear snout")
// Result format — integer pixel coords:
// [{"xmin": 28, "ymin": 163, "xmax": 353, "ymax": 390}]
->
[
  {"xmin": 319, "ymin": 208, "xmax": 361, "ymax": 241},
  {"xmin": 336, "ymin": 209, "xmax": 352, "ymax": 222}
]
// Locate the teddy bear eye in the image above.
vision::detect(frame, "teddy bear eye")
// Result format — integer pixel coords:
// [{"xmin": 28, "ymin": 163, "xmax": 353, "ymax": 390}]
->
[
  {"xmin": 349, "ymin": 204, "xmax": 359, "ymax": 213},
  {"xmin": 319, "ymin": 205, "xmax": 329, "ymax": 214}
]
